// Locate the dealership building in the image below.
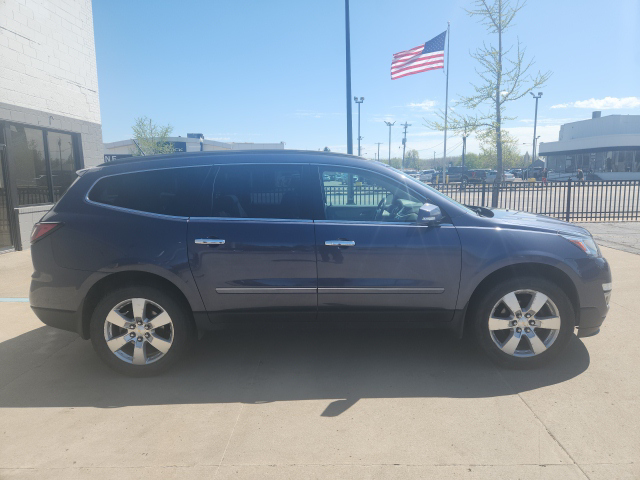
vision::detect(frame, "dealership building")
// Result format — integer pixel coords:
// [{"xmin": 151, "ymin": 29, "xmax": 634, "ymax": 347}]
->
[
  {"xmin": 103, "ymin": 135, "xmax": 284, "ymax": 162},
  {"xmin": 539, "ymin": 112, "xmax": 640, "ymax": 180},
  {"xmin": 0, "ymin": 0, "xmax": 102, "ymax": 251}
]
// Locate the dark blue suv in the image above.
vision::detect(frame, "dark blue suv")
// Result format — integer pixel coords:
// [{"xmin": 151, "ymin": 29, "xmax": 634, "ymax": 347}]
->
[{"xmin": 29, "ymin": 151, "xmax": 612, "ymax": 375}]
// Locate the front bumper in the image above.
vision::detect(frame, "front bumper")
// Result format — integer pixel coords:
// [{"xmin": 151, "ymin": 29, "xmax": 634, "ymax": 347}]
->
[
  {"xmin": 571, "ymin": 256, "xmax": 611, "ymax": 338},
  {"xmin": 576, "ymin": 306, "xmax": 606, "ymax": 338}
]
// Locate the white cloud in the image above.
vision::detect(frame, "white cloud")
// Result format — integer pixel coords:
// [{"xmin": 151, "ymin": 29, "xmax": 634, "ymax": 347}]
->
[
  {"xmin": 551, "ymin": 96, "xmax": 640, "ymax": 110},
  {"xmin": 407, "ymin": 99, "xmax": 437, "ymax": 111},
  {"xmin": 370, "ymin": 114, "xmax": 397, "ymax": 123}
]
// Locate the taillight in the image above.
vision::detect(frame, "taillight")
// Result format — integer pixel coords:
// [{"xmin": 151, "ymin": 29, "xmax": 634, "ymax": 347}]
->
[{"xmin": 30, "ymin": 222, "xmax": 62, "ymax": 244}]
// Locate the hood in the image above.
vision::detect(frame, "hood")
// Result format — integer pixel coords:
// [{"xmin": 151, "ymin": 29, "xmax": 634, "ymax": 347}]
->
[{"xmin": 489, "ymin": 209, "xmax": 591, "ymax": 236}]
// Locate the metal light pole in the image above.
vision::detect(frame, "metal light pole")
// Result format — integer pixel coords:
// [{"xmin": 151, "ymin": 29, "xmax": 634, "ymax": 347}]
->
[
  {"xmin": 384, "ymin": 121, "xmax": 395, "ymax": 165},
  {"xmin": 375, "ymin": 142, "xmax": 382, "ymax": 162},
  {"xmin": 354, "ymin": 97, "xmax": 364, "ymax": 156},
  {"xmin": 345, "ymin": 0, "xmax": 353, "ymax": 154},
  {"xmin": 462, "ymin": 134, "xmax": 467, "ymax": 170},
  {"xmin": 530, "ymin": 92, "xmax": 543, "ymax": 164},
  {"xmin": 401, "ymin": 122, "xmax": 411, "ymax": 170}
]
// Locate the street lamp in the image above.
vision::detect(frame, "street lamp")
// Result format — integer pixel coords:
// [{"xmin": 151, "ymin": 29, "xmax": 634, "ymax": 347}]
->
[
  {"xmin": 354, "ymin": 97, "xmax": 364, "ymax": 156},
  {"xmin": 530, "ymin": 92, "xmax": 543, "ymax": 164},
  {"xmin": 384, "ymin": 121, "xmax": 395, "ymax": 165}
]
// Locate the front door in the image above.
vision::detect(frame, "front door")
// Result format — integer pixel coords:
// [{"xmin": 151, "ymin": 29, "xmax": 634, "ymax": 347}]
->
[
  {"xmin": 314, "ymin": 166, "xmax": 461, "ymax": 322},
  {"xmin": 187, "ymin": 163, "xmax": 317, "ymax": 322}
]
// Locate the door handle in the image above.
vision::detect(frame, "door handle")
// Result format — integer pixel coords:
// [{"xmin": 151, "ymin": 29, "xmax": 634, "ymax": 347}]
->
[
  {"xmin": 325, "ymin": 240, "xmax": 355, "ymax": 247},
  {"xmin": 195, "ymin": 238, "xmax": 225, "ymax": 245}
]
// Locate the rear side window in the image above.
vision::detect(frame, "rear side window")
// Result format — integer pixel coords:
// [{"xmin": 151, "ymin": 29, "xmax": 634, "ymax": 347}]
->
[
  {"xmin": 88, "ymin": 166, "xmax": 210, "ymax": 217},
  {"xmin": 211, "ymin": 164, "xmax": 307, "ymax": 219}
]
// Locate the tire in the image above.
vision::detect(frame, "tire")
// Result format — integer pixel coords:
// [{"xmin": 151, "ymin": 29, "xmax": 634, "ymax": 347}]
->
[
  {"xmin": 90, "ymin": 285, "xmax": 196, "ymax": 376},
  {"xmin": 471, "ymin": 277, "xmax": 575, "ymax": 369}
]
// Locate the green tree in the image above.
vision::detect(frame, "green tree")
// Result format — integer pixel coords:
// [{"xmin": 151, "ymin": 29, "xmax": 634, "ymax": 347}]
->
[
  {"xmin": 131, "ymin": 116, "xmax": 176, "ymax": 156},
  {"xmin": 477, "ymin": 129, "xmax": 521, "ymax": 169},
  {"xmin": 389, "ymin": 157, "xmax": 403, "ymax": 169},
  {"xmin": 405, "ymin": 149, "xmax": 420, "ymax": 170},
  {"xmin": 426, "ymin": 0, "xmax": 550, "ymax": 205}
]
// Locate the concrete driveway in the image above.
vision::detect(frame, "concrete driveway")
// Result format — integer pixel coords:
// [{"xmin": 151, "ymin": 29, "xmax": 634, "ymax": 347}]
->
[{"xmin": 0, "ymin": 246, "xmax": 638, "ymax": 479}]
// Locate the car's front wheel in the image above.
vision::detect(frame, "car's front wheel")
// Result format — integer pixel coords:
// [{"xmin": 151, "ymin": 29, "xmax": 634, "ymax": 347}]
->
[
  {"xmin": 90, "ymin": 285, "xmax": 196, "ymax": 376},
  {"xmin": 471, "ymin": 277, "xmax": 575, "ymax": 368}
]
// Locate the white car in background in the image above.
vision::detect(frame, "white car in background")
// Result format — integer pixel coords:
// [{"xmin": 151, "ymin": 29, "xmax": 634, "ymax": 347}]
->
[
  {"xmin": 485, "ymin": 170, "xmax": 515, "ymax": 183},
  {"xmin": 419, "ymin": 169, "xmax": 435, "ymax": 182}
]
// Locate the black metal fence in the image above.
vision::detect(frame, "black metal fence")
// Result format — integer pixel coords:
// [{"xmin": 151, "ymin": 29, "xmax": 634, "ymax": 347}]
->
[
  {"xmin": 16, "ymin": 186, "xmax": 65, "ymax": 206},
  {"xmin": 324, "ymin": 180, "xmax": 640, "ymax": 222},
  {"xmin": 324, "ymin": 185, "xmax": 388, "ymax": 206},
  {"xmin": 432, "ymin": 179, "xmax": 640, "ymax": 222}
]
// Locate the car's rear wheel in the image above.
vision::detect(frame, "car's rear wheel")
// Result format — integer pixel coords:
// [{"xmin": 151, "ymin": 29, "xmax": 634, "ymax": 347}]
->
[
  {"xmin": 90, "ymin": 285, "xmax": 196, "ymax": 376},
  {"xmin": 471, "ymin": 277, "xmax": 575, "ymax": 368}
]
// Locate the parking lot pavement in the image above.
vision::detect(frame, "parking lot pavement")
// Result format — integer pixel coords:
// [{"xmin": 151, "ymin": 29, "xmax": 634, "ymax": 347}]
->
[
  {"xmin": 0, "ymin": 246, "xmax": 638, "ymax": 479},
  {"xmin": 576, "ymin": 222, "xmax": 640, "ymax": 255}
]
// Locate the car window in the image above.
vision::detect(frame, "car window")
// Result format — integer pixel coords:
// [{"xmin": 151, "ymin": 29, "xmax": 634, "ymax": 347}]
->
[
  {"xmin": 211, "ymin": 164, "xmax": 307, "ymax": 220},
  {"xmin": 88, "ymin": 166, "xmax": 210, "ymax": 217},
  {"xmin": 320, "ymin": 167, "xmax": 424, "ymax": 222}
]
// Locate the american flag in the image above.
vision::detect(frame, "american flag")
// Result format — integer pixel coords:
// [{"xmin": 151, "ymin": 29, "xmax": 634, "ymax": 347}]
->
[{"xmin": 391, "ymin": 31, "xmax": 446, "ymax": 80}]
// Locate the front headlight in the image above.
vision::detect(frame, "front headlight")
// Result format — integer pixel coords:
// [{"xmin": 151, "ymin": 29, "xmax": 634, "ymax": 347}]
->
[{"xmin": 560, "ymin": 234, "xmax": 600, "ymax": 257}]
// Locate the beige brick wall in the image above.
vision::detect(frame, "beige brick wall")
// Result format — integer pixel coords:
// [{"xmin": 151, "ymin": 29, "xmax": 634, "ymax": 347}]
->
[{"xmin": 0, "ymin": 0, "xmax": 101, "ymax": 125}]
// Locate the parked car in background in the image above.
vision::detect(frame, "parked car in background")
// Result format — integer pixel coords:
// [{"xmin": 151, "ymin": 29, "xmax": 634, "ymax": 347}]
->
[
  {"xmin": 30, "ymin": 150, "xmax": 611, "ymax": 375},
  {"xmin": 419, "ymin": 169, "xmax": 436, "ymax": 183},
  {"xmin": 469, "ymin": 169, "xmax": 491, "ymax": 183},
  {"xmin": 446, "ymin": 166, "xmax": 472, "ymax": 183},
  {"xmin": 485, "ymin": 170, "xmax": 515, "ymax": 183},
  {"xmin": 508, "ymin": 168, "xmax": 524, "ymax": 179}
]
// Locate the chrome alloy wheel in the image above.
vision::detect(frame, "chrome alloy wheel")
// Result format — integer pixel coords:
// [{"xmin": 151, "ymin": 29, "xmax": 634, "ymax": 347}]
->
[
  {"xmin": 488, "ymin": 290, "xmax": 561, "ymax": 358},
  {"xmin": 103, "ymin": 298, "xmax": 174, "ymax": 365}
]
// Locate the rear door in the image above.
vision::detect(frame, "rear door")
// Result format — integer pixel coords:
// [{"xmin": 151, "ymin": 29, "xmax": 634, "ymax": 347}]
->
[
  {"xmin": 187, "ymin": 163, "xmax": 318, "ymax": 322},
  {"xmin": 313, "ymin": 165, "xmax": 462, "ymax": 322}
]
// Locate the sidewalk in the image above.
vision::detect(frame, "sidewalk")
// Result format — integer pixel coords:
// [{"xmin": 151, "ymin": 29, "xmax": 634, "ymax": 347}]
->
[{"xmin": 575, "ymin": 222, "xmax": 640, "ymax": 255}]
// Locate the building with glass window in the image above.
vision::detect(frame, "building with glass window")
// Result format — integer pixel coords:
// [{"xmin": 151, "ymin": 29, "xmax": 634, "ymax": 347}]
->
[
  {"xmin": 103, "ymin": 136, "xmax": 285, "ymax": 162},
  {"xmin": 0, "ymin": 0, "xmax": 102, "ymax": 251},
  {"xmin": 539, "ymin": 112, "xmax": 640, "ymax": 180}
]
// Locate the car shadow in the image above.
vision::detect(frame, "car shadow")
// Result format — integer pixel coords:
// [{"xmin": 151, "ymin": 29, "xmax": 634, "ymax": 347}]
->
[{"xmin": 0, "ymin": 326, "xmax": 590, "ymax": 416}]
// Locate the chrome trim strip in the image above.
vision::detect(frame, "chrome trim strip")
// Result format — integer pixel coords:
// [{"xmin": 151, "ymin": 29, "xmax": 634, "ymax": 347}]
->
[
  {"xmin": 196, "ymin": 217, "xmax": 313, "ymax": 223},
  {"xmin": 195, "ymin": 238, "xmax": 225, "ymax": 245},
  {"xmin": 216, "ymin": 287, "xmax": 317, "ymax": 294},
  {"xmin": 319, "ymin": 287, "xmax": 444, "ymax": 294}
]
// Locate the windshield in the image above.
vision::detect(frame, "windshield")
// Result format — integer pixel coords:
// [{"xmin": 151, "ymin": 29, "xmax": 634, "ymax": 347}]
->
[{"xmin": 378, "ymin": 163, "xmax": 476, "ymax": 215}]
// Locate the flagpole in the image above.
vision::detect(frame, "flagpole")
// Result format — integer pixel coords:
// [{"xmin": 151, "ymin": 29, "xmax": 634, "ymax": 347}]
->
[
  {"xmin": 443, "ymin": 21, "xmax": 450, "ymax": 174},
  {"xmin": 345, "ymin": 0, "xmax": 353, "ymax": 155}
]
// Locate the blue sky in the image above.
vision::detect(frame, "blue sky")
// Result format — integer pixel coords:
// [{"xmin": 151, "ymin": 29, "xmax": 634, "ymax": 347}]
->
[{"xmin": 94, "ymin": 0, "xmax": 640, "ymax": 158}]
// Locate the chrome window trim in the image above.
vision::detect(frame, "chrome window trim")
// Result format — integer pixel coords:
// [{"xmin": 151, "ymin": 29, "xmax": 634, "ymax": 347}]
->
[
  {"xmin": 195, "ymin": 217, "xmax": 314, "ymax": 224},
  {"xmin": 314, "ymin": 220, "xmax": 454, "ymax": 227},
  {"xmin": 84, "ymin": 165, "xmax": 211, "ymax": 220}
]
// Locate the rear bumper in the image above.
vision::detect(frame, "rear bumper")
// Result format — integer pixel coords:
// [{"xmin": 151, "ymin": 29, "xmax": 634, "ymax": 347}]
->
[{"xmin": 31, "ymin": 306, "xmax": 84, "ymax": 338}]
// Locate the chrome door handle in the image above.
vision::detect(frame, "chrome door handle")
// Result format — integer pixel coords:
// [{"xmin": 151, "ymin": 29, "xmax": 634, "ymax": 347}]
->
[
  {"xmin": 325, "ymin": 240, "xmax": 355, "ymax": 247},
  {"xmin": 195, "ymin": 238, "xmax": 225, "ymax": 245}
]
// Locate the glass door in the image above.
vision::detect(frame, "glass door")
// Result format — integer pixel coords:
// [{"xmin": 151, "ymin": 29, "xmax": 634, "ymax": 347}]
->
[{"xmin": 0, "ymin": 135, "xmax": 15, "ymax": 250}]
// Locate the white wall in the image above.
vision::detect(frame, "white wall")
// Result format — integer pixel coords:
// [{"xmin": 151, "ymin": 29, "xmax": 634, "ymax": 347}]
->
[{"xmin": 0, "ymin": 0, "xmax": 101, "ymax": 125}]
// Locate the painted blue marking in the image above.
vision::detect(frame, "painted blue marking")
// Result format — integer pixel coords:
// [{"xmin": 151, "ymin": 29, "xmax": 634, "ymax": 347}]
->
[{"xmin": 0, "ymin": 298, "xmax": 29, "ymax": 303}]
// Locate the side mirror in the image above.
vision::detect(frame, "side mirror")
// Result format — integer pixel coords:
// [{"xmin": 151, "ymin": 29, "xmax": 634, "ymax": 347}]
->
[{"xmin": 417, "ymin": 203, "xmax": 443, "ymax": 226}]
